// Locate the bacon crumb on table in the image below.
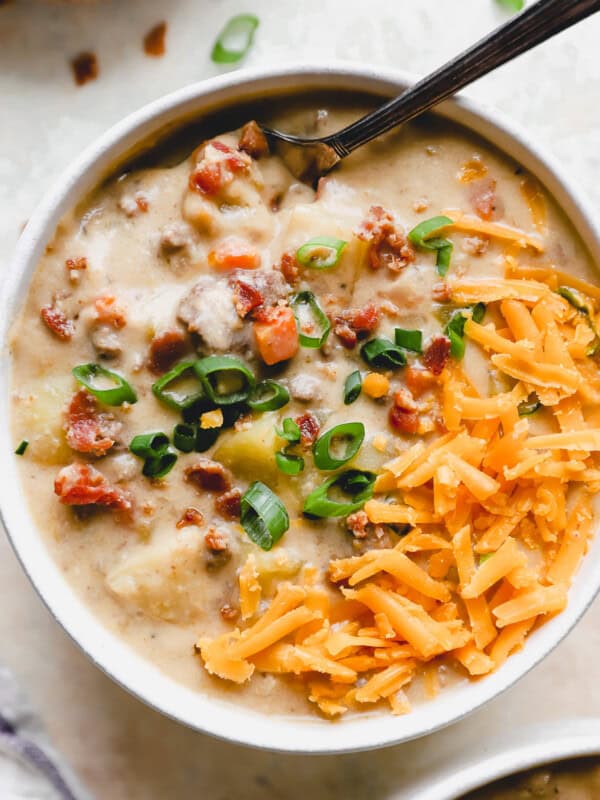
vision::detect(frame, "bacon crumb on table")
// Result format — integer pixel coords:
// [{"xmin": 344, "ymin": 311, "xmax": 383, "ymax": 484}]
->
[
  {"xmin": 40, "ymin": 304, "xmax": 74, "ymax": 341},
  {"xmin": 71, "ymin": 52, "xmax": 98, "ymax": 86},
  {"xmin": 143, "ymin": 21, "xmax": 167, "ymax": 57},
  {"xmin": 54, "ymin": 463, "xmax": 131, "ymax": 511}
]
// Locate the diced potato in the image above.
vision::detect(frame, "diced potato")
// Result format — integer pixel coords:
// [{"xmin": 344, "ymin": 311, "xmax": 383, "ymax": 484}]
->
[
  {"xmin": 214, "ymin": 412, "xmax": 280, "ymax": 482},
  {"xmin": 106, "ymin": 531, "xmax": 207, "ymax": 624},
  {"xmin": 13, "ymin": 376, "xmax": 73, "ymax": 465}
]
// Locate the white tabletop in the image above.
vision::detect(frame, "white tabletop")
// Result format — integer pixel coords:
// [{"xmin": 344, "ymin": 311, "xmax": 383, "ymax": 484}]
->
[{"xmin": 2, "ymin": 1, "xmax": 600, "ymax": 798}]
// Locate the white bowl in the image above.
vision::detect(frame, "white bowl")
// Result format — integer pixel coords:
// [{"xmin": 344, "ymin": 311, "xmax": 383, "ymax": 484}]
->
[
  {"xmin": 411, "ymin": 718, "xmax": 600, "ymax": 799},
  {"xmin": 1, "ymin": 63, "xmax": 600, "ymax": 754}
]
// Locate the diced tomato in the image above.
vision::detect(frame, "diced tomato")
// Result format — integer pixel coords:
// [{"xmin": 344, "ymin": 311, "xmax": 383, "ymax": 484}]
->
[
  {"xmin": 65, "ymin": 389, "xmax": 119, "ymax": 456},
  {"xmin": 40, "ymin": 305, "xmax": 74, "ymax": 341},
  {"xmin": 422, "ymin": 336, "xmax": 451, "ymax": 376},
  {"xmin": 232, "ymin": 280, "xmax": 264, "ymax": 318},
  {"xmin": 253, "ymin": 306, "xmax": 299, "ymax": 365},
  {"xmin": 208, "ymin": 237, "xmax": 261, "ymax": 271},
  {"xmin": 54, "ymin": 463, "xmax": 132, "ymax": 511}
]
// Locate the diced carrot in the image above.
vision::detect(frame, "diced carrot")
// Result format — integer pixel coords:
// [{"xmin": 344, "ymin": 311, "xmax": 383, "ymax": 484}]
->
[
  {"xmin": 253, "ymin": 306, "xmax": 299, "ymax": 365},
  {"xmin": 208, "ymin": 237, "xmax": 261, "ymax": 271}
]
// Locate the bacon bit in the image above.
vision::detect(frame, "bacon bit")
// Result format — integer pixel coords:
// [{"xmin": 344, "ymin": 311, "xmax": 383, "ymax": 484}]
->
[
  {"xmin": 238, "ymin": 121, "xmax": 270, "ymax": 159},
  {"xmin": 462, "ymin": 236, "xmax": 490, "ymax": 256},
  {"xmin": 232, "ymin": 279, "xmax": 264, "ymax": 319},
  {"xmin": 346, "ymin": 510, "xmax": 370, "ymax": 539},
  {"xmin": 135, "ymin": 194, "xmax": 149, "ymax": 212},
  {"xmin": 422, "ymin": 336, "xmax": 451, "ymax": 376},
  {"xmin": 94, "ymin": 294, "xmax": 126, "ymax": 329},
  {"xmin": 148, "ymin": 330, "xmax": 188, "ymax": 374},
  {"xmin": 405, "ymin": 365, "xmax": 438, "ymax": 398},
  {"xmin": 458, "ymin": 156, "xmax": 488, "ymax": 183},
  {"xmin": 357, "ymin": 205, "xmax": 415, "ymax": 271},
  {"xmin": 215, "ymin": 488, "xmax": 242, "ymax": 520},
  {"xmin": 220, "ymin": 603, "xmax": 240, "ymax": 621},
  {"xmin": 389, "ymin": 388, "xmax": 419, "ymax": 435},
  {"xmin": 185, "ymin": 459, "xmax": 232, "ymax": 493},
  {"xmin": 333, "ymin": 302, "xmax": 380, "ymax": 349},
  {"xmin": 143, "ymin": 21, "xmax": 167, "ymax": 57},
  {"xmin": 189, "ymin": 162, "xmax": 223, "ymax": 195},
  {"xmin": 432, "ymin": 282, "xmax": 452, "ymax": 303},
  {"xmin": 295, "ymin": 412, "xmax": 320, "ymax": 447},
  {"xmin": 204, "ymin": 527, "xmax": 231, "ymax": 570},
  {"xmin": 176, "ymin": 507, "xmax": 204, "ymax": 529},
  {"xmin": 208, "ymin": 237, "xmax": 261, "ymax": 271},
  {"xmin": 211, "ymin": 140, "xmax": 249, "ymax": 171},
  {"xmin": 65, "ymin": 257, "xmax": 87, "ymax": 272},
  {"xmin": 277, "ymin": 251, "xmax": 301, "ymax": 285},
  {"xmin": 470, "ymin": 177, "xmax": 498, "ymax": 221},
  {"xmin": 65, "ymin": 389, "xmax": 119, "ymax": 456},
  {"xmin": 40, "ymin": 304, "xmax": 74, "ymax": 341},
  {"xmin": 71, "ymin": 52, "xmax": 98, "ymax": 86},
  {"xmin": 54, "ymin": 462, "xmax": 131, "ymax": 510}
]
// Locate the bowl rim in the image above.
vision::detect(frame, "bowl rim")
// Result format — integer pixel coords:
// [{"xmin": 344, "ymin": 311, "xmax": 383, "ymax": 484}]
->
[{"xmin": 2, "ymin": 61, "xmax": 600, "ymax": 754}]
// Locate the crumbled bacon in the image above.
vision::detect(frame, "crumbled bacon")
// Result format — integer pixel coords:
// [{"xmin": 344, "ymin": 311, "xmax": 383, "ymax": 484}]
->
[
  {"xmin": 220, "ymin": 603, "xmax": 240, "ymax": 621},
  {"xmin": 176, "ymin": 507, "xmax": 204, "ymax": 529},
  {"xmin": 432, "ymin": 282, "xmax": 452, "ymax": 303},
  {"xmin": 94, "ymin": 294, "xmax": 126, "ymax": 328},
  {"xmin": 210, "ymin": 140, "xmax": 249, "ymax": 171},
  {"xmin": 295, "ymin": 412, "xmax": 320, "ymax": 447},
  {"xmin": 422, "ymin": 336, "xmax": 451, "ymax": 376},
  {"xmin": 148, "ymin": 330, "xmax": 188, "ymax": 374},
  {"xmin": 333, "ymin": 302, "xmax": 380, "ymax": 349},
  {"xmin": 357, "ymin": 205, "xmax": 415, "ymax": 271},
  {"xmin": 185, "ymin": 459, "xmax": 232, "ymax": 493},
  {"xmin": 232, "ymin": 280, "xmax": 264, "ymax": 319},
  {"xmin": 71, "ymin": 52, "xmax": 98, "ymax": 86},
  {"xmin": 204, "ymin": 526, "xmax": 231, "ymax": 570},
  {"xmin": 64, "ymin": 389, "xmax": 120, "ymax": 456},
  {"xmin": 189, "ymin": 140, "xmax": 249, "ymax": 196},
  {"xmin": 135, "ymin": 194, "xmax": 149, "ymax": 213},
  {"xmin": 189, "ymin": 162, "xmax": 223, "ymax": 195},
  {"xmin": 54, "ymin": 463, "xmax": 131, "ymax": 510},
  {"xmin": 462, "ymin": 236, "xmax": 490, "ymax": 256},
  {"xmin": 346, "ymin": 510, "xmax": 370, "ymax": 539},
  {"xmin": 215, "ymin": 488, "xmax": 242, "ymax": 520},
  {"xmin": 143, "ymin": 21, "xmax": 167, "ymax": 57},
  {"xmin": 65, "ymin": 257, "xmax": 87, "ymax": 272},
  {"xmin": 470, "ymin": 178, "xmax": 498, "ymax": 221},
  {"xmin": 238, "ymin": 121, "xmax": 270, "ymax": 159},
  {"xmin": 404, "ymin": 365, "xmax": 438, "ymax": 398},
  {"xmin": 277, "ymin": 251, "xmax": 301, "ymax": 285},
  {"xmin": 40, "ymin": 304, "xmax": 74, "ymax": 341},
  {"xmin": 389, "ymin": 388, "xmax": 419, "ymax": 435}
]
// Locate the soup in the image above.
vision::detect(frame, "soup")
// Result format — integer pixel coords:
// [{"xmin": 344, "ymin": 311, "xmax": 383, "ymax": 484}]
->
[
  {"xmin": 9, "ymin": 102, "xmax": 600, "ymax": 718},
  {"xmin": 463, "ymin": 757, "xmax": 600, "ymax": 799}
]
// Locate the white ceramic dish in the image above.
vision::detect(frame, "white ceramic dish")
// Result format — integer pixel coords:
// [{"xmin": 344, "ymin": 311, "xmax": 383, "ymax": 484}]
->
[
  {"xmin": 1, "ymin": 63, "xmax": 600, "ymax": 754},
  {"xmin": 410, "ymin": 718, "xmax": 600, "ymax": 799}
]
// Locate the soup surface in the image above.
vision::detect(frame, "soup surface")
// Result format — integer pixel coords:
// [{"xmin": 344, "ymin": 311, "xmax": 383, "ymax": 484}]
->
[
  {"xmin": 464, "ymin": 757, "xmax": 600, "ymax": 799},
  {"xmin": 10, "ymin": 102, "xmax": 600, "ymax": 718}
]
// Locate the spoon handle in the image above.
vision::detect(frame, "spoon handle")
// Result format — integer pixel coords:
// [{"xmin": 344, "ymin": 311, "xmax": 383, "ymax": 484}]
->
[{"xmin": 326, "ymin": 0, "xmax": 600, "ymax": 157}]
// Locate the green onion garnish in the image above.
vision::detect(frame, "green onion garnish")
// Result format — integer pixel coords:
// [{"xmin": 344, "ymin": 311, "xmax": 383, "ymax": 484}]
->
[
  {"xmin": 211, "ymin": 14, "xmax": 259, "ymax": 64},
  {"xmin": 152, "ymin": 361, "xmax": 205, "ymax": 412},
  {"xmin": 130, "ymin": 431, "xmax": 170, "ymax": 459},
  {"xmin": 240, "ymin": 480, "xmax": 289, "ymax": 550},
  {"xmin": 303, "ymin": 469, "xmax": 376, "ymax": 518},
  {"xmin": 173, "ymin": 423, "xmax": 197, "ymax": 453},
  {"xmin": 275, "ymin": 451, "xmax": 305, "ymax": 475},
  {"xmin": 72, "ymin": 363, "xmax": 137, "ymax": 406},
  {"xmin": 194, "ymin": 355, "xmax": 255, "ymax": 406},
  {"xmin": 394, "ymin": 328, "xmax": 423, "ymax": 353},
  {"xmin": 296, "ymin": 236, "xmax": 347, "ymax": 270},
  {"xmin": 444, "ymin": 303, "xmax": 486, "ymax": 360},
  {"xmin": 248, "ymin": 380, "xmax": 290, "ymax": 412},
  {"xmin": 195, "ymin": 427, "xmax": 221, "ymax": 452},
  {"xmin": 479, "ymin": 553, "xmax": 494, "ymax": 565},
  {"xmin": 343, "ymin": 370, "xmax": 362, "ymax": 405},
  {"xmin": 142, "ymin": 450, "xmax": 177, "ymax": 479},
  {"xmin": 292, "ymin": 291, "xmax": 331, "ymax": 348},
  {"xmin": 14, "ymin": 440, "xmax": 28, "ymax": 456},
  {"xmin": 408, "ymin": 216, "xmax": 454, "ymax": 276},
  {"xmin": 277, "ymin": 417, "xmax": 301, "ymax": 444},
  {"xmin": 496, "ymin": 0, "xmax": 524, "ymax": 12},
  {"xmin": 360, "ymin": 338, "xmax": 406, "ymax": 370},
  {"xmin": 313, "ymin": 422, "xmax": 365, "ymax": 471},
  {"xmin": 557, "ymin": 286, "xmax": 600, "ymax": 355},
  {"xmin": 518, "ymin": 393, "xmax": 542, "ymax": 417}
]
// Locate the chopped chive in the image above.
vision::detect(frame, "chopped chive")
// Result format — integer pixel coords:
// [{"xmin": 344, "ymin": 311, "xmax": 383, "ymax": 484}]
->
[
  {"xmin": 296, "ymin": 236, "xmax": 347, "ymax": 270},
  {"xmin": 394, "ymin": 328, "xmax": 423, "ymax": 353},
  {"xmin": 343, "ymin": 370, "xmax": 362, "ymax": 405},
  {"xmin": 173, "ymin": 423, "xmax": 197, "ymax": 453},
  {"xmin": 14, "ymin": 440, "xmax": 28, "ymax": 456},
  {"xmin": 275, "ymin": 451, "xmax": 305, "ymax": 475},
  {"xmin": 72, "ymin": 363, "xmax": 137, "ymax": 406},
  {"xmin": 313, "ymin": 422, "xmax": 365, "ymax": 471},
  {"xmin": 360, "ymin": 338, "xmax": 406, "ymax": 370},
  {"xmin": 248, "ymin": 380, "xmax": 290, "ymax": 412},
  {"xmin": 240, "ymin": 481, "xmax": 289, "ymax": 550},
  {"xmin": 291, "ymin": 291, "xmax": 331, "ymax": 348},
  {"xmin": 211, "ymin": 14, "xmax": 259, "ymax": 64}
]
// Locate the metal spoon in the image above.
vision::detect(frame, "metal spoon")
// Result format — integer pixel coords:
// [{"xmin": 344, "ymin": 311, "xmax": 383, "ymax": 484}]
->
[{"xmin": 262, "ymin": 0, "xmax": 600, "ymax": 180}]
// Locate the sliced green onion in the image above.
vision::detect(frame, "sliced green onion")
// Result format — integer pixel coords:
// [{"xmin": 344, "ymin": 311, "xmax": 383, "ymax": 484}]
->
[
  {"xmin": 142, "ymin": 450, "xmax": 177, "ymax": 479},
  {"xmin": 343, "ymin": 370, "xmax": 362, "ymax": 405},
  {"xmin": 130, "ymin": 431, "xmax": 169, "ymax": 459},
  {"xmin": 557, "ymin": 286, "xmax": 600, "ymax": 355},
  {"xmin": 394, "ymin": 328, "xmax": 423, "ymax": 353},
  {"xmin": 277, "ymin": 417, "xmax": 301, "ymax": 444},
  {"xmin": 296, "ymin": 236, "xmax": 347, "ymax": 270},
  {"xmin": 518, "ymin": 394, "xmax": 542, "ymax": 417},
  {"xmin": 194, "ymin": 355, "xmax": 255, "ymax": 406},
  {"xmin": 291, "ymin": 291, "xmax": 331, "ymax": 348},
  {"xmin": 14, "ymin": 440, "xmax": 28, "ymax": 456},
  {"xmin": 496, "ymin": 0, "xmax": 524, "ymax": 12},
  {"xmin": 360, "ymin": 338, "xmax": 406, "ymax": 370},
  {"xmin": 248, "ymin": 380, "xmax": 290, "ymax": 412},
  {"xmin": 173, "ymin": 423, "xmax": 197, "ymax": 453},
  {"xmin": 313, "ymin": 422, "xmax": 365, "ymax": 470},
  {"xmin": 408, "ymin": 216, "xmax": 454, "ymax": 277},
  {"xmin": 479, "ymin": 553, "xmax": 494, "ymax": 565},
  {"xmin": 471, "ymin": 302, "xmax": 486, "ymax": 323},
  {"xmin": 152, "ymin": 361, "xmax": 205, "ymax": 412},
  {"xmin": 72, "ymin": 363, "xmax": 137, "ymax": 406},
  {"xmin": 303, "ymin": 469, "xmax": 376, "ymax": 518},
  {"xmin": 196, "ymin": 427, "xmax": 220, "ymax": 452},
  {"xmin": 211, "ymin": 14, "xmax": 259, "ymax": 64},
  {"xmin": 275, "ymin": 451, "xmax": 305, "ymax": 475},
  {"xmin": 240, "ymin": 480, "xmax": 289, "ymax": 550},
  {"xmin": 444, "ymin": 304, "xmax": 485, "ymax": 360},
  {"xmin": 219, "ymin": 404, "xmax": 246, "ymax": 429}
]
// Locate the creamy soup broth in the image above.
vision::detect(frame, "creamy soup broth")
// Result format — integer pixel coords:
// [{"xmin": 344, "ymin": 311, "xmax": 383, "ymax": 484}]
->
[{"xmin": 464, "ymin": 757, "xmax": 600, "ymax": 800}]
